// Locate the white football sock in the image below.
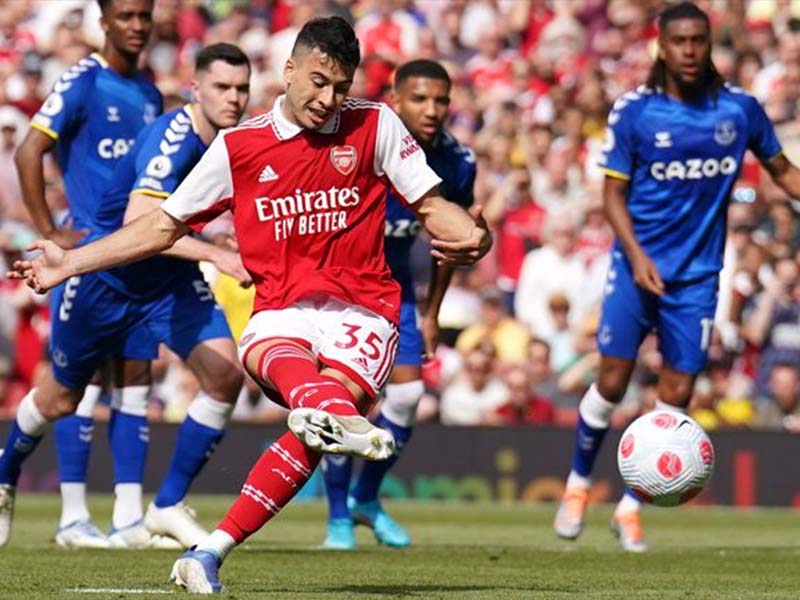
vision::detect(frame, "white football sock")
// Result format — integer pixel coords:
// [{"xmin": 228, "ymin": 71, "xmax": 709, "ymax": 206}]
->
[
  {"xmin": 655, "ymin": 399, "xmax": 687, "ymax": 414},
  {"xmin": 198, "ymin": 529, "xmax": 236, "ymax": 561},
  {"xmin": 381, "ymin": 380, "xmax": 424, "ymax": 427},
  {"xmin": 112, "ymin": 482, "xmax": 143, "ymax": 529},
  {"xmin": 188, "ymin": 391, "xmax": 234, "ymax": 431},
  {"xmin": 615, "ymin": 492, "xmax": 641, "ymax": 515},
  {"xmin": 59, "ymin": 482, "xmax": 91, "ymax": 528},
  {"xmin": 16, "ymin": 388, "xmax": 49, "ymax": 435},
  {"xmin": 566, "ymin": 471, "xmax": 591, "ymax": 489},
  {"xmin": 578, "ymin": 384, "xmax": 616, "ymax": 428},
  {"xmin": 75, "ymin": 384, "xmax": 102, "ymax": 417}
]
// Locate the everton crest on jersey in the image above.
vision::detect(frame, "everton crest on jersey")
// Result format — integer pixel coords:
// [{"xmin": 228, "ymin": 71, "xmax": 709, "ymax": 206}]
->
[
  {"xmin": 31, "ymin": 53, "xmax": 162, "ymax": 235},
  {"xmin": 599, "ymin": 84, "xmax": 781, "ymax": 282}
]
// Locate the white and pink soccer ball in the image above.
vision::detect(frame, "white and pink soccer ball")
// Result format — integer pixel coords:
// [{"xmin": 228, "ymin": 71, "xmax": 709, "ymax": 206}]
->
[{"xmin": 617, "ymin": 410, "xmax": 714, "ymax": 507}]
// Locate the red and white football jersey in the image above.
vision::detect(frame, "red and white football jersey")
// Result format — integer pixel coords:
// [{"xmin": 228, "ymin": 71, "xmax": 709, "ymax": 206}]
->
[{"xmin": 161, "ymin": 96, "xmax": 441, "ymax": 325}]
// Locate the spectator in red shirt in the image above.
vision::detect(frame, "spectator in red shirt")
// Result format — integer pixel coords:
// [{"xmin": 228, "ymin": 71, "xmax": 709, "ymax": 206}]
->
[
  {"xmin": 484, "ymin": 166, "xmax": 546, "ymax": 310},
  {"xmin": 489, "ymin": 365, "xmax": 555, "ymax": 425}
]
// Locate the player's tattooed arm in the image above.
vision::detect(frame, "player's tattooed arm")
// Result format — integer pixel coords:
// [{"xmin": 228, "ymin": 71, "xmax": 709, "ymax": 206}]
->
[
  {"xmin": 14, "ymin": 128, "xmax": 87, "ymax": 248},
  {"xmin": 603, "ymin": 176, "xmax": 665, "ymax": 296},
  {"xmin": 763, "ymin": 153, "xmax": 800, "ymax": 200},
  {"xmin": 7, "ymin": 208, "xmax": 189, "ymax": 293}
]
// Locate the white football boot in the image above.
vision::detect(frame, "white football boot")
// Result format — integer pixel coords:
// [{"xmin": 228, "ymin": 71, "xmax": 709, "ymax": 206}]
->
[
  {"xmin": 553, "ymin": 485, "xmax": 589, "ymax": 540},
  {"xmin": 55, "ymin": 520, "xmax": 110, "ymax": 549},
  {"xmin": 145, "ymin": 501, "xmax": 208, "ymax": 549},
  {"xmin": 610, "ymin": 511, "xmax": 648, "ymax": 553},
  {"xmin": 0, "ymin": 483, "xmax": 15, "ymax": 547},
  {"xmin": 288, "ymin": 408, "xmax": 396, "ymax": 460},
  {"xmin": 108, "ymin": 518, "xmax": 181, "ymax": 549}
]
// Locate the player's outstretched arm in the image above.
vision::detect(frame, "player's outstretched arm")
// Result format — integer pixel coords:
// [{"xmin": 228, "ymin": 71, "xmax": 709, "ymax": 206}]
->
[
  {"xmin": 125, "ymin": 192, "xmax": 251, "ymax": 286},
  {"xmin": 413, "ymin": 190, "xmax": 492, "ymax": 266},
  {"xmin": 763, "ymin": 153, "xmax": 800, "ymax": 199},
  {"xmin": 8, "ymin": 208, "xmax": 189, "ymax": 293},
  {"xmin": 603, "ymin": 176, "xmax": 665, "ymax": 296}
]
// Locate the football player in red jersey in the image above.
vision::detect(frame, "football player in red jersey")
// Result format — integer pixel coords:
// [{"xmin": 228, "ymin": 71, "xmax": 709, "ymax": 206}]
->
[{"xmin": 10, "ymin": 16, "xmax": 490, "ymax": 593}]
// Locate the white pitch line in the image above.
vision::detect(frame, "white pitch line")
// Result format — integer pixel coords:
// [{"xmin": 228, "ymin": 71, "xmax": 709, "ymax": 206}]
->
[{"xmin": 65, "ymin": 589, "xmax": 173, "ymax": 595}]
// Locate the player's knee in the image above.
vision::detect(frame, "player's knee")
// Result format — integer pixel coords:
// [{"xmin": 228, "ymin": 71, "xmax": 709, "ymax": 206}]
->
[
  {"xmin": 38, "ymin": 392, "xmax": 80, "ymax": 421},
  {"xmin": 201, "ymin": 363, "xmax": 244, "ymax": 404},
  {"xmin": 658, "ymin": 375, "xmax": 694, "ymax": 407},
  {"xmin": 596, "ymin": 374, "xmax": 627, "ymax": 404},
  {"xmin": 596, "ymin": 357, "xmax": 635, "ymax": 403},
  {"xmin": 381, "ymin": 380, "xmax": 424, "ymax": 427}
]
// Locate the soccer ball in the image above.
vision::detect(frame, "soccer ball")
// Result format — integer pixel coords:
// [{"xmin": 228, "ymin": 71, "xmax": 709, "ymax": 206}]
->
[{"xmin": 617, "ymin": 410, "xmax": 714, "ymax": 507}]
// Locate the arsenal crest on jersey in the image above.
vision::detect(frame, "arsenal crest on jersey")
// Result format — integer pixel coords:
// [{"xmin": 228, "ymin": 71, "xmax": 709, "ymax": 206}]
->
[{"xmin": 330, "ymin": 145, "xmax": 357, "ymax": 176}]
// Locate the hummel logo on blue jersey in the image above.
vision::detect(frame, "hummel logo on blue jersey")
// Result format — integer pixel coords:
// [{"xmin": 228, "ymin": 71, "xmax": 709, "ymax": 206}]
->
[
  {"xmin": 258, "ymin": 164, "xmax": 279, "ymax": 182},
  {"xmin": 654, "ymin": 132, "xmax": 672, "ymax": 148}
]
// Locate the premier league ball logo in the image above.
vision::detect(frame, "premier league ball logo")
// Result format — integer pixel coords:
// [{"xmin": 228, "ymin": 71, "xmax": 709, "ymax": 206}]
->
[{"xmin": 330, "ymin": 145, "xmax": 357, "ymax": 176}]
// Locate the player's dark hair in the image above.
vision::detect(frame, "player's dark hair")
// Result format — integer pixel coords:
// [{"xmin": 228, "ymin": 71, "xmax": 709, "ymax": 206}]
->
[
  {"xmin": 646, "ymin": 2, "xmax": 724, "ymax": 96},
  {"xmin": 97, "ymin": 0, "xmax": 154, "ymax": 15},
  {"xmin": 195, "ymin": 43, "xmax": 251, "ymax": 74},
  {"xmin": 394, "ymin": 59, "xmax": 451, "ymax": 89},
  {"xmin": 291, "ymin": 16, "xmax": 360, "ymax": 70}
]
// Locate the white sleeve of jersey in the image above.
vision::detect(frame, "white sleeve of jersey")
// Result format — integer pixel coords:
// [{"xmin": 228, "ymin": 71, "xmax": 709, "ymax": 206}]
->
[
  {"xmin": 373, "ymin": 104, "xmax": 442, "ymax": 205},
  {"xmin": 161, "ymin": 133, "xmax": 234, "ymax": 223}
]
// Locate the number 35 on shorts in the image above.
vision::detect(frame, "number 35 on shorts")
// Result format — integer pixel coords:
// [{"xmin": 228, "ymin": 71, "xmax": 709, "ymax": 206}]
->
[{"xmin": 329, "ymin": 321, "xmax": 398, "ymax": 389}]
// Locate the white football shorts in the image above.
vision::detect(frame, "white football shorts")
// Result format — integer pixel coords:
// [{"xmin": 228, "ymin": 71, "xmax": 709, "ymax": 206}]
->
[{"xmin": 238, "ymin": 295, "xmax": 399, "ymax": 398}]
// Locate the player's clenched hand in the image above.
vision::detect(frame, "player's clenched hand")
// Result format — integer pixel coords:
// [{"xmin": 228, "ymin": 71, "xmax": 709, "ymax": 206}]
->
[
  {"xmin": 631, "ymin": 250, "xmax": 665, "ymax": 296},
  {"xmin": 429, "ymin": 205, "xmax": 493, "ymax": 265},
  {"xmin": 6, "ymin": 239, "xmax": 71, "ymax": 293},
  {"xmin": 213, "ymin": 248, "xmax": 252, "ymax": 287},
  {"xmin": 48, "ymin": 218, "xmax": 88, "ymax": 250}
]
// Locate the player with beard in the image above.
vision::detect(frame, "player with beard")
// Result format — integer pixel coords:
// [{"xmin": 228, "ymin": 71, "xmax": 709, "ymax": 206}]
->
[
  {"xmin": 2, "ymin": 0, "xmax": 162, "ymax": 549},
  {"xmin": 320, "ymin": 59, "xmax": 475, "ymax": 550},
  {"xmin": 10, "ymin": 17, "xmax": 491, "ymax": 592}
]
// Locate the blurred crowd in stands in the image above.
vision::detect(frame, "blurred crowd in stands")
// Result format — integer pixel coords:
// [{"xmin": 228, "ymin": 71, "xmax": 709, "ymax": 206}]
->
[{"xmin": 0, "ymin": 0, "xmax": 797, "ymax": 431}]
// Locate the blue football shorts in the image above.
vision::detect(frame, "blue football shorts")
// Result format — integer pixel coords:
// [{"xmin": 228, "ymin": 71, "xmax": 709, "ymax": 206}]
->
[{"xmin": 597, "ymin": 253, "xmax": 719, "ymax": 374}]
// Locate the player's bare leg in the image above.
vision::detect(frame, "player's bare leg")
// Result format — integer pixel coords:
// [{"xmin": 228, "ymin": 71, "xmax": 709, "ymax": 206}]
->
[
  {"xmin": 555, "ymin": 356, "xmax": 634, "ymax": 541},
  {"xmin": 0, "ymin": 370, "xmax": 83, "ymax": 547},
  {"xmin": 147, "ymin": 338, "xmax": 242, "ymax": 548}
]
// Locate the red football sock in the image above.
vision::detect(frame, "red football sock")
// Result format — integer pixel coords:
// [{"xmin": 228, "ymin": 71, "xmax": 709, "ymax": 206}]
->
[
  {"xmin": 217, "ymin": 431, "xmax": 321, "ymax": 543},
  {"xmin": 258, "ymin": 342, "xmax": 361, "ymax": 416}
]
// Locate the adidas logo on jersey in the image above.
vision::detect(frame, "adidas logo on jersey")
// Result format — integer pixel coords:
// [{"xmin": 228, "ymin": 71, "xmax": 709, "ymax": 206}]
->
[{"xmin": 258, "ymin": 164, "xmax": 279, "ymax": 182}]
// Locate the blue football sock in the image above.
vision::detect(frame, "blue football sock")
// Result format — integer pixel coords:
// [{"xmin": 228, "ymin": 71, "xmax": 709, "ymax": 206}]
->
[
  {"xmin": 108, "ymin": 409, "xmax": 149, "ymax": 484},
  {"xmin": 154, "ymin": 416, "xmax": 224, "ymax": 508},
  {"xmin": 54, "ymin": 415, "xmax": 93, "ymax": 483},
  {"xmin": 321, "ymin": 454, "xmax": 353, "ymax": 520},
  {"xmin": 351, "ymin": 413, "xmax": 413, "ymax": 503},
  {"xmin": 0, "ymin": 420, "xmax": 44, "ymax": 485},
  {"xmin": 570, "ymin": 414, "xmax": 609, "ymax": 478}
]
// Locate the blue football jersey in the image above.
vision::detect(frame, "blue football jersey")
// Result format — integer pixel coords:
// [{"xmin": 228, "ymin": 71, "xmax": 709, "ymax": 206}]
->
[
  {"xmin": 94, "ymin": 106, "xmax": 208, "ymax": 299},
  {"xmin": 384, "ymin": 129, "xmax": 476, "ymax": 298},
  {"xmin": 31, "ymin": 52, "xmax": 162, "ymax": 234},
  {"xmin": 599, "ymin": 83, "xmax": 782, "ymax": 282}
]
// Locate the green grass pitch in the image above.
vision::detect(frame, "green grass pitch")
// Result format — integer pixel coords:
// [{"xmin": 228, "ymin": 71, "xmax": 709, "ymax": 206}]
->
[{"xmin": 0, "ymin": 495, "xmax": 798, "ymax": 599}]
